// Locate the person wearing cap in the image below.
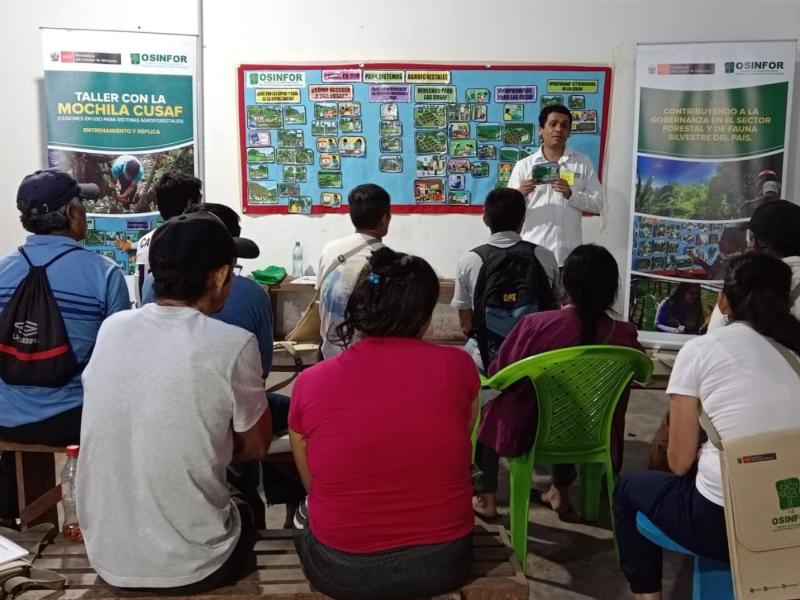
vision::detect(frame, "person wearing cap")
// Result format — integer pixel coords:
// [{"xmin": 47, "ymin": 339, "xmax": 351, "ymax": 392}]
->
[
  {"xmin": 110, "ymin": 154, "xmax": 144, "ymax": 208},
  {"xmin": 77, "ymin": 212, "xmax": 272, "ymax": 593},
  {"xmin": 0, "ymin": 168, "xmax": 130, "ymax": 528},
  {"xmin": 707, "ymin": 199, "xmax": 800, "ymax": 330}
]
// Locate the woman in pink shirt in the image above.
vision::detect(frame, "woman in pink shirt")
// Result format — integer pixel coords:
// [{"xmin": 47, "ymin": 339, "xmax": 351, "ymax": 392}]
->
[{"xmin": 289, "ymin": 247, "xmax": 480, "ymax": 600}]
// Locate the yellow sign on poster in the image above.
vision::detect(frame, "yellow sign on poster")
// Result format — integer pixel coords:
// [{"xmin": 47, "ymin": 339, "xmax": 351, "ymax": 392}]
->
[
  {"xmin": 547, "ymin": 80, "xmax": 598, "ymax": 93},
  {"xmin": 255, "ymin": 89, "xmax": 301, "ymax": 103}
]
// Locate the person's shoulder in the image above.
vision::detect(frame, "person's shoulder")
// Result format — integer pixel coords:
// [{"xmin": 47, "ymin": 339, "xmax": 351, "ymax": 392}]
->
[
  {"xmin": 72, "ymin": 247, "xmax": 121, "ymax": 273},
  {"xmin": 532, "ymin": 243, "xmax": 557, "ymax": 265},
  {"xmin": 233, "ymin": 275, "xmax": 268, "ymax": 299},
  {"xmin": 513, "ymin": 153, "xmax": 537, "ymax": 168}
]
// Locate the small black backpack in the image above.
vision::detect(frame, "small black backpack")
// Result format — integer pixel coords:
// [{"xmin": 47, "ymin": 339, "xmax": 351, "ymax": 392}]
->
[
  {"xmin": 0, "ymin": 246, "xmax": 83, "ymax": 387},
  {"xmin": 471, "ymin": 241, "xmax": 556, "ymax": 368}
]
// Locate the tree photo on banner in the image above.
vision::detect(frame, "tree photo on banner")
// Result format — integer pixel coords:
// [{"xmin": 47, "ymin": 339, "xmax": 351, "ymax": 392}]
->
[
  {"xmin": 627, "ymin": 40, "xmax": 796, "ymax": 337},
  {"xmin": 237, "ymin": 63, "xmax": 611, "ymax": 214},
  {"xmin": 41, "ymin": 29, "xmax": 198, "ymax": 275}
]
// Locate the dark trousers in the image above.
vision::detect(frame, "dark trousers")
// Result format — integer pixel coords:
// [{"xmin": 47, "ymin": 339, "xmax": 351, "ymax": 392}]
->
[
  {"xmin": 0, "ymin": 407, "xmax": 82, "ymax": 520},
  {"xmin": 473, "ymin": 442, "xmax": 576, "ymax": 494},
  {"xmin": 295, "ymin": 527, "xmax": 473, "ymax": 600},
  {"xmin": 613, "ymin": 467, "xmax": 728, "ymax": 594}
]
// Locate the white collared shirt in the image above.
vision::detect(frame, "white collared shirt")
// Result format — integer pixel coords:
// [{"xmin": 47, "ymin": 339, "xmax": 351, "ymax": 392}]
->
[{"xmin": 508, "ymin": 146, "xmax": 603, "ymax": 265}]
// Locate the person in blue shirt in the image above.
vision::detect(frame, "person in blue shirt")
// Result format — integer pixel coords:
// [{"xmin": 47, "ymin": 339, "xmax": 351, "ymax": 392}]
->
[
  {"xmin": 654, "ymin": 283, "xmax": 703, "ymax": 334},
  {"xmin": 0, "ymin": 168, "xmax": 130, "ymax": 528},
  {"xmin": 111, "ymin": 154, "xmax": 144, "ymax": 208}
]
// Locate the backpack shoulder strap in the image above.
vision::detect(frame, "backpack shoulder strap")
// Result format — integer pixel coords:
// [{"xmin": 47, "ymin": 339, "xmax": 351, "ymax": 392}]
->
[
  {"xmin": 470, "ymin": 243, "xmax": 493, "ymax": 262},
  {"xmin": 317, "ymin": 238, "xmax": 381, "ymax": 298},
  {"xmin": 791, "ymin": 280, "xmax": 800, "ymax": 304}
]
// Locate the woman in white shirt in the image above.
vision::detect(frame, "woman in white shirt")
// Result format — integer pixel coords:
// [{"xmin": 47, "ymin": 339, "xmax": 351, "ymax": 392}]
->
[{"xmin": 614, "ymin": 252, "xmax": 800, "ymax": 600}]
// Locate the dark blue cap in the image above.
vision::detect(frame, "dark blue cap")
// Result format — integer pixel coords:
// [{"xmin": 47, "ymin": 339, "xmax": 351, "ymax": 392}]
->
[{"xmin": 17, "ymin": 168, "xmax": 99, "ymax": 215}]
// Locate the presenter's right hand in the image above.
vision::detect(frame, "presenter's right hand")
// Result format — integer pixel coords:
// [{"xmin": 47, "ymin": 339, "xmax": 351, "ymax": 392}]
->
[{"xmin": 518, "ymin": 179, "xmax": 537, "ymax": 196}]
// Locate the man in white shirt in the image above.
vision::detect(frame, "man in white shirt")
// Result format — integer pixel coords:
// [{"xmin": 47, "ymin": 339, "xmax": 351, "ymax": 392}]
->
[
  {"xmin": 508, "ymin": 105, "xmax": 603, "ymax": 265},
  {"xmin": 316, "ymin": 184, "xmax": 390, "ymax": 358}
]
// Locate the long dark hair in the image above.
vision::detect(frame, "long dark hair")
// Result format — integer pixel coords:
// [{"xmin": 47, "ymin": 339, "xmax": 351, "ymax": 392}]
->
[
  {"xmin": 665, "ymin": 282, "xmax": 703, "ymax": 334},
  {"xmin": 724, "ymin": 253, "xmax": 800, "ymax": 354},
  {"xmin": 331, "ymin": 247, "xmax": 440, "ymax": 348},
  {"xmin": 562, "ymin": 244, "xmax": 619, "ymax": 344}
]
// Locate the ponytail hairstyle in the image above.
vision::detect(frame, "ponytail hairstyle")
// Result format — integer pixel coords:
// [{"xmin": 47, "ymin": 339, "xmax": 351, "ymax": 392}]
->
[
  {"xmin": 723, "ymin": 253, "xmax": 800, "ymax": 355},
  {"xmin": 331, "ymin": 247, "xmax": 440, "ymax": 349},
  {"xmin": 562, "ymin": 244, "xmax": 619, "ymax": 344}
]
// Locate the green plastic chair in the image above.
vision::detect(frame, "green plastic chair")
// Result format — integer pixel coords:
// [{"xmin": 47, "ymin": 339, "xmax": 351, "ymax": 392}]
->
[{"xmin": 480, "ymin": 345, "xmax": 653, "ymax": 567}]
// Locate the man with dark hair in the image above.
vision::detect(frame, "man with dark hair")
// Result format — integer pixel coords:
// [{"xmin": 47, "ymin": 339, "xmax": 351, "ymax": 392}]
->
[
  {"xmin": 134, "ymin": 171, "xmax": 202, "ymax": 306},
  {"xmin": 77, "ymin": 212, "xmax": 271, "ymax": 593},
  {"xmin": 452, "ymin": 187, "xmax": 560, "ymax": 370},
  {"xmin": 110, "ymin": 154, "xmax": 144, "ymax": 208},
  {"xmin": 316, "ymin": 183, "xmax": 391, "ymax": 358},
  {"xmin": 509, "ymin": 104, "xmax": 603, "ymax": 266},
  {"xmin": 0, "ymin": 168, "xmax": 129, "ymax": 528}
]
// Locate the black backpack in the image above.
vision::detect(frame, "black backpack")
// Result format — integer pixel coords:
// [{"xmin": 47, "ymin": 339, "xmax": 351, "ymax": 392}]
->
[
  {"xmin": 0, "ymin": 246, "xmax": 83, "ymax": 387},
  {"xmin": 471, "ymin": 241, "xmax": 556, "ymax": 368}
]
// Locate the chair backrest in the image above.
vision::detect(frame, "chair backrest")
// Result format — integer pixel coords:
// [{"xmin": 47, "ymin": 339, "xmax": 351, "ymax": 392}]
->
[{"xmin": 488, "ymin": 345, "xmax": 652, "ymax": 458}]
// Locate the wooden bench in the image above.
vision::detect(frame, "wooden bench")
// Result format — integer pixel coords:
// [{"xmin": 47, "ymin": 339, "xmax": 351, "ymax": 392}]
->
[
  {"xmin": 17, "ymin": 523, "xmax": 528, "ymax": 599},
  {"xmin": 0, "ymin": 441, "xmax": 65, "ymax": 530}
]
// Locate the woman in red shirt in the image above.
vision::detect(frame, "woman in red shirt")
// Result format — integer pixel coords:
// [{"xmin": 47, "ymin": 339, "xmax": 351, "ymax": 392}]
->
[{"xmin": 289, "ymin": 247, "xmax": 480, "ymax": 600}]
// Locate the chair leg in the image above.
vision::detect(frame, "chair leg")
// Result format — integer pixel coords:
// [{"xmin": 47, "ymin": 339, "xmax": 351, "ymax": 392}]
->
[
  {"xmin": 508, "ymin": 451, "xmax": 535, "ymax": 572},
  {"xmin": 579, "ymin": 463, "xmax": 602, "ymax": 522},
  {"xmin": 695, "ymin": 555, "xmax": 734, "ymax": 600},
  {"xmin": 604, "ymin": 460, "xmax": 620, "ymax": 564}
]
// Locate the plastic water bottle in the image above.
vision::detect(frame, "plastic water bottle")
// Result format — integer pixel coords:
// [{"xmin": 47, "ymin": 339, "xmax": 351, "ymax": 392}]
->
[
  {"xmin": 292, "ymin": 242, "xmax": 303, "ymax": 277},
  {"xmin": 61, "ymin": 445, "xmax": 82, "ymax": 542}
]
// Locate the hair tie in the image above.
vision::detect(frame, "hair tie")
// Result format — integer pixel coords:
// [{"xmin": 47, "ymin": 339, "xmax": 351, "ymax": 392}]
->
[{"xmin": 368, "ymin": 272, "xmax": 381, "ymax": 285}]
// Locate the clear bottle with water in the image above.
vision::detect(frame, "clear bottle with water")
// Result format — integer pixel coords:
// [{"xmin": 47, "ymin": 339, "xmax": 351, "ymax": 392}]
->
[
  {"xmin": 61, "ymin": 445, "xmax": 82, "ymax": 542},
  {"xmin": 292, "ymin": 241, "xmax": 303, "ymax": 277}
]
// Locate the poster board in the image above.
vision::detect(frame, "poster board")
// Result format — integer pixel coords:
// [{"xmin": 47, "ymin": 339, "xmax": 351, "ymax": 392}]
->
[{"xmin": 237, "ymin": 63, "xmax": 611, "ymax": 214}]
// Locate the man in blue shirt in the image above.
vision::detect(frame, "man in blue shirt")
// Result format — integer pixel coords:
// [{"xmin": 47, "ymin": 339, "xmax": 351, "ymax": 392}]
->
[
  {"xmin": 111, "ymin": 154, "xmax": 144, "ymax": 208},
  {"xmin": 0, "ymin": 169, "xmax": 130, "ymax": 527}
]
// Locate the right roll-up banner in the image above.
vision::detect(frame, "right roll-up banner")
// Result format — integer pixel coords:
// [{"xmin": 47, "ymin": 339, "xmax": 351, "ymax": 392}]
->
[{"xmin": 627, "ymin": 40, "xmax": 796, "ymax": 341}]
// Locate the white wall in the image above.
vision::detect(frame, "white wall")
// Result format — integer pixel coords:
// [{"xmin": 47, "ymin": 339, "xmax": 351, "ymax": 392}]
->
[{"xmin": 2, "ymin": 0, "xmax": 800, "ymax": 287}]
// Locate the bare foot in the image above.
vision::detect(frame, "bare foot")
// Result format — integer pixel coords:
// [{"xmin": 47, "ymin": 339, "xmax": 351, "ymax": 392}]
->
[
  {"xmin": 541, "ymin": 485, "xmax": 573, "ymax": 517},
  {"xmin": 472, "ymin": 494, "xmax": 499, "ymax": 518}
]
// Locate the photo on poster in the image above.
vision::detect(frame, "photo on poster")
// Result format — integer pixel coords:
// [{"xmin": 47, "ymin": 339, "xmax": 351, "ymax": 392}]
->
[
  {"xmin": 340, "ymin": 117, "xmax": 362, "ymax": 133},
  {"xmin": 470, "ymin": 161, "xmax": 490, "ymax": 178},
  {"xmin": 571, "ymin": 110, "xmax": 597, "ymax": 133},
  {"xmin": 247, "ymin": 130, "xmax": 272, "ymax": 147},
  {"xmin": 339, "ymin": 136, "xmax": 366, "ymax": 156},
  {"xmin": 278, "ymin": 129, "xmax": 304, "ymax": 148},
  {"xmin": 498, "ymin": 162, "xmax": 514, "ymax": 184},
  {"xmin": 476, "ymin": 123, "xmax": 502, "ymax": 141},
  {"xmin": 319, "ymin": 153, "xmax": 341, "ymax": 170},
  {"xmin": 448, "ymin": 173, "xmax": 466, "ymax": 190},
  {"xmin": 413, "ymin": 178, "xmax": 445, "ymax": 203},
  {"xmin": 247, "ymin": 147, "xmax": 275, "ymax": 164},
  {"xmin": 380, "ymin": 137, "xmax": 402, "ymax": 153},
  {"xmin": 471, "ymin": 104, "xmax": 488, "ymax": 122},
  {"xmin": 540, "ymin": 95, "xmax": 564, "ymax": 107},
  {"xmin": 503, "ymin": 104, "xmax": 524, "ymax": 122},
  {"xmin": 449, "ymin": 139, "xmax": 477, "ymax": 158},
  {"xmin": 318, "ymin": 171, "xmax": 343, "ymax": 188},
  {"xmin": 379, "ymin": 120, "xmax": 402, "ymax": 137},
  {"xmin": 248, "ymin": 163, "xmax": 269, "ymax": 180},
  {"xmin": 448, "ymin": 122, "xmax": 470, "ymax": 139},
  {"xmin": 568, "ymin": 95, "xmax": 586, "ymax": 109},
  {"xmin": 314, "ymin": 102, "xmax": 338, "ymax": 119},
  {"xmin": 248, "ymin": 181, "xmax": 278, "ymax": 204},
  {"xmin": 311, "ymin": 119, "xmax": 338, "ymax": 136},
  {"xmin": 447, "ymin": 159, "xmax": 471, "ymax": 174},
  {"xmin": 316, "ymin": 137, "xmax": 338, "ymax": 153},
  {"xmin": 379, "ymin": 155, "xmax": 403, "ymax": 173},
  {"xmin": 477, "ymin": 144, "xmax": 497, "ymax": 160},
  {"xmin": 283, "ymin": 165, "xmax": 307, "ymax": 183},
  {"xmin": 635, "ymin": 153, "xmax": 783, "ymax": 220},
  {"xmin": 414, "ymin": 104, "xmax": 447, "ymax": 129},
  {"xmin": 499, "ymin": 146, "xmax": 521, "ymax": 163},
  {"xmin": 295, "ymin": 148, "xmax": 314, "ymax": 165},
  {"xmin": 628, "ymin": 275, "xmax": 718, "ymax": 334},
  {"xmin": 247, "ymin": 105, "xmax": 282, "ymax": 128},
  {"xmin": 288, "ymin": 196, "xmax": 312, "ymax": 214},
  {"xmin": 414, "ymin": 130, "xmax": 447, "ymax": 154},
  {"xmin": 338, "ymin": 101, "xmax": 361, "ymax": 117},
  {"xmin": 416, "ymin": 154, "xmax": 446, "ymax": 177},
  {"xmin": 465, "ymin": 88, "xmax": 490, "ymax": 103},
  {"xmin": 448, "ymin": 190, "xmax": 471, "ymax": 205},
  {"xmin": 283, "ymin": 105, "xmax": 307, "ymax": 125},
  {"xmin": 380, "ymin": 103, "xmax": 399, "ymax": 121},
  {"xmin": 276, "ymin": 148, "xmax": 296, "ymax": 164},
  {"xmin": 447, "ymin": 104, "xmax": 471, "ymax": 123},
  {"xmin": 503, "ymin": 123, "xmax": 534, "ymax": 144},
  {"xmin": 320, "ymin": 192, "xmax": 342, "ymax": 208},
  {"xmin": 277, "ymin": 182, "xmax": 300, "ymax": 196}
]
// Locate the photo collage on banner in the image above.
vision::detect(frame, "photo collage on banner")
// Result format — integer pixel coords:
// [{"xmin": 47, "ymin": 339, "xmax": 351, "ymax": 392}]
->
[
  {"xmin": 628, "ymin": 41, "xmax": 795, "ymax": 337},
  {"xmin": 41, "ymin": 29, "xmax": 198, "ymax": 275},
  {"xmin": 238, "ymin": 64, "xmax": 610, "ymax": 214}
]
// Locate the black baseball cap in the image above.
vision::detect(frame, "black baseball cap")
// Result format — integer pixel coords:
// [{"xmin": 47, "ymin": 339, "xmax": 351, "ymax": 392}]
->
[
  {"xmin": 747, "ymin": 199, "xmax": 800, "ymax": 239},
  {"xmin": 149, "ymin": 212, "xmax": 260, "ymax": 278},
  {"xmin": 17, "ymin": 168, "xmax": 99, "ymax": 214}
]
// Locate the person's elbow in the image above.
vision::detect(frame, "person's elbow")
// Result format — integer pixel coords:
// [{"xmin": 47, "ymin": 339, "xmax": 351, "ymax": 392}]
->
[
  {"xmin": 667, "ymin": 446, "xmax": 695, "ymax": 476},
  {"xmin": 233, "ymin": 410, "xmax": 273, "ymax": 462}
]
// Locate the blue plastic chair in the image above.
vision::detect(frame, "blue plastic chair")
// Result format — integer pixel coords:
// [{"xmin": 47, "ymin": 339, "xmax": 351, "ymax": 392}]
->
[{"xmin": 635, "ymin": 512, "xmax": 733, "ymax": 600}]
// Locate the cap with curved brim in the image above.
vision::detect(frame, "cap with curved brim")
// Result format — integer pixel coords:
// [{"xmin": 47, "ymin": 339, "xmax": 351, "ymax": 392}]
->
[{"xmin": 234, "ymin": 237, "xmax": 260, "ymax": 259}]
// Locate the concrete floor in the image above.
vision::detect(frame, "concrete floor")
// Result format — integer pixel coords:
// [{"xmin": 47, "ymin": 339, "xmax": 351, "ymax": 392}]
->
[{"xmin": 263, "ymin": 386, "xmax": 694, "ymax": 600}]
